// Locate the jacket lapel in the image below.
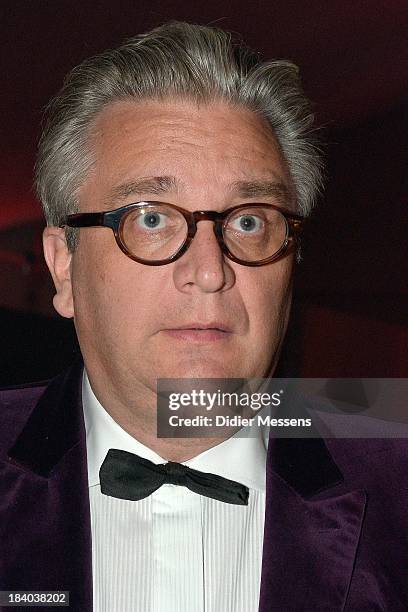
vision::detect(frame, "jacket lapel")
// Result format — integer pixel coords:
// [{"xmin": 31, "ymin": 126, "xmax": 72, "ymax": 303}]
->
[
  {"xmin": 259, "ymin": 436, "xmax": 366, "ymax": 612},
  {"xmin": 2, "ymin": 365, "xmax": 366, "ymax": 612},
  {"xmin": 0, "ymin": 361, "xmax": 92, "ymax": 612}
]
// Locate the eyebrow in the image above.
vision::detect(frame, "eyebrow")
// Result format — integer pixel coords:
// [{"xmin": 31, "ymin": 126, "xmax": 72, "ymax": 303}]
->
[
  {"xmin": 230, "ymin": 180, "xmax": 291, "ymax": 206},
  {"xmin": 106, "ymin": 176, "xmax": 179, "ymax": 206},
  {"xmin": 106, "ymin": 176, "xmax": 291, "ymax": 208}
]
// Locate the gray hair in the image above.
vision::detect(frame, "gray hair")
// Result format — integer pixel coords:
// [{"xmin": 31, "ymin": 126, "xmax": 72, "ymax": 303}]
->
[{"xmin": 36, "ymin": 21, "xmax": 324, "ymax": 251}]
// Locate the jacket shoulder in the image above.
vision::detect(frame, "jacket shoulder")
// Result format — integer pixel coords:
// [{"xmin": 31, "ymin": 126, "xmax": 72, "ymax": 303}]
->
[
  {"xmin": 324, "ymin": 434, "xmax": 408, "ymax": 498},
  {"xmin": 0, "ymin": 380, "xmax": 49, "ymax": 453}
]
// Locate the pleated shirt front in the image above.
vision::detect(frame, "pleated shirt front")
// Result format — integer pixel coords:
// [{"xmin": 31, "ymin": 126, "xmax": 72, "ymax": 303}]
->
[{"xmin": 83, "ymin": 373, "xmax": 267, "ymax": 612}]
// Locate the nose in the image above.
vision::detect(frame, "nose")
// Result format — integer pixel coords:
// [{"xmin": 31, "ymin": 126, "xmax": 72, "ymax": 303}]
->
[{"xmin": 172, "ymin": 221, "xmax": 235, "ymax": 293}]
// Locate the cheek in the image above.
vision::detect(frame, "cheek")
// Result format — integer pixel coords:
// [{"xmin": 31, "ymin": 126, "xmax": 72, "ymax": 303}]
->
[
  {"xmin": 71, "ymin": 235, "xmax": 167, "ymax": 334},
  {"xmin": 244, "ymin": 262, "xmax": 293, "ymax": 340},
  {"xmin": 70, "ymin": 236, "xmax": 122, "ymax": 332}
]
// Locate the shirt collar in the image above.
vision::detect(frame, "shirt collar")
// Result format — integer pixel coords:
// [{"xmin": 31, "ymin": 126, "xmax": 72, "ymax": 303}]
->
[{"xmin": 83, "ymin": 370, "xmax": 268, "ymax": 493}]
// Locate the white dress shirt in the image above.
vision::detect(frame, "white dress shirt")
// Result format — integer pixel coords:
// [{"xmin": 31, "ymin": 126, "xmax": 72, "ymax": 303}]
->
[{"xmin": 82, "ymin": 372, "xmax": 268, "ymax": 612}]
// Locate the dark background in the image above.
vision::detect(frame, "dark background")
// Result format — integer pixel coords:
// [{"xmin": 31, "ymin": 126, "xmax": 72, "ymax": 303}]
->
[{"xmin": 1, "ymin": 0, "xmax": 407, "ymax": 384}]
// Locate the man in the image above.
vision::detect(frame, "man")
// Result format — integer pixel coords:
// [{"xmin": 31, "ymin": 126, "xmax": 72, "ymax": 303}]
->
[{"xmin": 1, "ymin": 21, "xmax": 407, "ymax": 612}]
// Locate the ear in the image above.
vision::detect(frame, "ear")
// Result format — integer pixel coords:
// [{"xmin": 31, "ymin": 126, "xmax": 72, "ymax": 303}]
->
[{"xmin": 43, "ymin": 227, "xmax": 74, "ymax": 318}]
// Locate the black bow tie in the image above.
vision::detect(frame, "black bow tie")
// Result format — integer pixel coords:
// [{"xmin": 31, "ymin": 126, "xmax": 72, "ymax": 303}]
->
[{"xmin": 99, "ymin": 449, "xmax": 249, "ymax": 505}]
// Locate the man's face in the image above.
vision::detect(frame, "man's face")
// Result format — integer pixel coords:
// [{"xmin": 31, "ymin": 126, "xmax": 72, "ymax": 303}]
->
[{"xmin": 47, "ymin": 99, "xmax": 295, "ymax": 396}]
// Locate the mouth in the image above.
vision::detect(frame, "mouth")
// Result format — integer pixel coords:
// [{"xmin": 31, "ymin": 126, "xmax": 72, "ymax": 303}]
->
[
  {"xmin": 172, "ymin": 322, "xmax": 231, "ymax": 332},
  {"xmin": 162, "ymin": 322, "xmax": 232, "ymax": 342}
]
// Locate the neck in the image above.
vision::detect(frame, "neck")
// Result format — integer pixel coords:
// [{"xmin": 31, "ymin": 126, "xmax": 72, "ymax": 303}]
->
[{"xmin": 85, "ymin": 367, "xmax": 229, "ymax": 462}]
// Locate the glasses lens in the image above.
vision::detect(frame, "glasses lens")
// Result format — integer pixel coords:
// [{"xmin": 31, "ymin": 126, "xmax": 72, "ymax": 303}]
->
[
  {"xmin": 223, "ymin": 206, "xmax": 288, "ymax": 262},
  {"xmin": 120, "ymin": 204, "xmax": 187, "ymax": 262}
]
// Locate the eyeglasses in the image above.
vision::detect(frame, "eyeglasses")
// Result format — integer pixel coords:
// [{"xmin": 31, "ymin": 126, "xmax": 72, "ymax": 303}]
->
[{"xmin": 61, "ymin": 201, "xmax": 304, "ymax": 267}]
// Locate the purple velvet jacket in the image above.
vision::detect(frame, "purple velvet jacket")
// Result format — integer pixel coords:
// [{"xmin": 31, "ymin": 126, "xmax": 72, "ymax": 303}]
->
[{"xmin": 1, "ymin": 361, "xmax": 408, "ymax": 611}]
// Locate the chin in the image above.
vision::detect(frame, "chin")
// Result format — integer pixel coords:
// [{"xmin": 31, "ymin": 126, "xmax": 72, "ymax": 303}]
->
[
  {"xmin": 168, "ymin": 357, "xmax": 274, "ymax": 381},
  {"xmin": 166, "ymin": 358, "xmax": 242, "ymax": 380}
]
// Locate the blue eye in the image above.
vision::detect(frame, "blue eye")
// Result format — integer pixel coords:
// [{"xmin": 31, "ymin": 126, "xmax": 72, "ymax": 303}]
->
[
  {"xmin": 230, "ymin": 214, "xmax": 263, "ymax": 233},
  {"xmin": 138, "ymin": 211, "xmax": 167, "ymax": 230}
]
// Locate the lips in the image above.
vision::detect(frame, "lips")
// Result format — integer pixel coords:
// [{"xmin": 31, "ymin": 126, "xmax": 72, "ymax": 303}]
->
[
  {"xmin": 161, "ymin": 322, "xmax": 232, "ymax": 342},
  {"xmin": 168, "ymin": 322, "xmax": 232, "ymax": 332}
]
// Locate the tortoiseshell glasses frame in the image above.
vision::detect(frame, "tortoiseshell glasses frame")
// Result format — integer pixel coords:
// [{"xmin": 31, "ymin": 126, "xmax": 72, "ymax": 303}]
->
[{"xmin": 61, "ymin": 201, "xmax": 304, "ymax": 267}]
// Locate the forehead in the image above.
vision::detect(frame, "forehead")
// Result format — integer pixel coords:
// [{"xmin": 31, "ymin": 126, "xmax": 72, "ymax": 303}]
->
[{"xmin": 80, "ymin": 98, "xmax": 293, "ymax": 209}]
